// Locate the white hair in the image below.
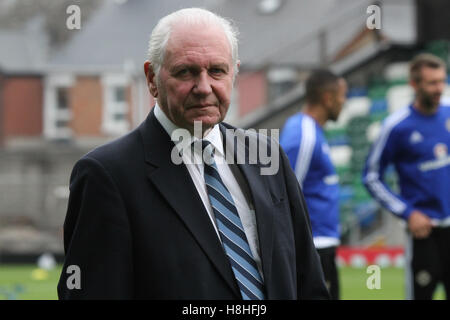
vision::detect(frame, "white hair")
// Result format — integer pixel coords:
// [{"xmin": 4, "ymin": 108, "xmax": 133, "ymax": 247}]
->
[{"xmin": 147, "ymin": 8, "xmax": 239, "ymax": 80}]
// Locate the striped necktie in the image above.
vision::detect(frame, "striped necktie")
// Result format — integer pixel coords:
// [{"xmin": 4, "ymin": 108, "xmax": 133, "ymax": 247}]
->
[{"xmin": 201, "ymin": 140, "xmax": 265, "ymax": 300}]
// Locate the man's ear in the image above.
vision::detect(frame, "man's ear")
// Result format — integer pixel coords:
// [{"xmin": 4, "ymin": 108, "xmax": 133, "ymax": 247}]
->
[
  {"xmin": 144, "ymin": 60, "xmax": 158, "ymax": 97},
  {"xmin": 409, "ymin": 79, "xmax": 419, "ymax": 92},
  {"xmin": 322, "ymin": 91, "xmax": 333, "ymax": 108}
]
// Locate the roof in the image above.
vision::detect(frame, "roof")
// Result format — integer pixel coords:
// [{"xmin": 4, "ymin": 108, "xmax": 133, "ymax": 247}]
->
[
  {"xmin": 0, "ymin": 16, "xmax": 48, "ymax": 74},
  {"xmin": 48, "ymin": 0, "xmax": 373, "ymax": 72},
  {"xmin": 48, "ymin": 0, "xmax": 416, "ymax": 72},
  {"xmin": 216, "ymin": 0, "xmax": 366, "ymax": 68},
  {"xmin": 49, "ymin": 0, "xmax": 209, "ymax": 71}
]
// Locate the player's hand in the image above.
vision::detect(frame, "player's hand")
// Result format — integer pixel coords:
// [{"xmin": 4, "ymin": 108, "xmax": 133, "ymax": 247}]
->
[{"xmin": 408, "ymin": 210, "xmax": 433, "ymax": 239}]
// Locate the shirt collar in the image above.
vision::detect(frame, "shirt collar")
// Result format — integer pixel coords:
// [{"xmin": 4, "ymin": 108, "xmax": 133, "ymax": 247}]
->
[{"xmin": 154, "ymin": 103, "xmax": 224, "ymax": 157}]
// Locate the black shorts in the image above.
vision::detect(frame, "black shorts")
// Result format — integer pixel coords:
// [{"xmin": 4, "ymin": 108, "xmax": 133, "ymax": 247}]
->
[
  {"xmin": 406, "ymin": 226, "xmax": 450, "ymax": 300},
  {"xmin": 317, "ymin": 246, "xmax": 340, "ymax": 300}
]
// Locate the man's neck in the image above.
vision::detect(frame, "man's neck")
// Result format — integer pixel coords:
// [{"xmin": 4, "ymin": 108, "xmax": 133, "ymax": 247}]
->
[
  {"xmin": 412, "ymin": 100, "xmax": 439, "ymax": 116},
  {"xmin": 303, "ymin": 104, "xmax": 327, "ymax": 127},
  {"xmin": 154, "ymin": 103, "xmax": 214, "ymax": 138}
]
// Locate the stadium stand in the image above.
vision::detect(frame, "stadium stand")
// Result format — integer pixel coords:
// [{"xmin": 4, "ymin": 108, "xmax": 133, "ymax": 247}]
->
[{"xmin": 325, "ymin": 40, "xmax": 450, "ymax": 243}]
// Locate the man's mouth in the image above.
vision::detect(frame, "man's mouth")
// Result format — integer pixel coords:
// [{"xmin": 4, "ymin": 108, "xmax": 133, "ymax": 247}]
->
[{"xmin": 187, "ymin": 104, "xmax": 217, "ymax": 110}]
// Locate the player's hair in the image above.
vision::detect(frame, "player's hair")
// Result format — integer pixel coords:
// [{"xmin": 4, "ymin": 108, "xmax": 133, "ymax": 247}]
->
[
  {"xmin": 409, "ymin": 53, "xmax": 446, "ymax": 83},
  {"xmin": 305, "ymin": 69, "xmax": 341, "ymax": 105},
  {"xmin": 148, "ymin": 8, "xmax": 239, "ymax": 81}
]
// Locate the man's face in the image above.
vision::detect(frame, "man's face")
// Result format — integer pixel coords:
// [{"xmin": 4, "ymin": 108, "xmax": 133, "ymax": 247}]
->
[
  {"xmin": 413, "ymin": 66, "xmax": 447, "ymax": 112},
  {"xmin": 146, "ymin": 23, "xmax": 236, "ymax": 133},
  {"xmin": 327, "ymin": 78, "xmax": 347, "ymax": 121}
]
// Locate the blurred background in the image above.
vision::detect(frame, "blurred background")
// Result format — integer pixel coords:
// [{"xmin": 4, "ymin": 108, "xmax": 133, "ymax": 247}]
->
[{"xmin": 0, "ymin": 0, "xmax": 449, "ymax": 299}]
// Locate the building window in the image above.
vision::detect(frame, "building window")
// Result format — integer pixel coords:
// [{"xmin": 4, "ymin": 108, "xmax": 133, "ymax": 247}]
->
[
  {"xmin": 44, "ymin": 75, "xmax": 74, "ymax": 140},
  {"xmin": 55, "ymin": 88, "xmax": 71, "ymax": 129},
  {"xmin": 57, "ymin": 88, "xmax": 69, "ymax": 109},
  {"xmin": 267, "ymin": 67, "xmax": 298, "ymax": 101},
  {"xmin": 112, "ymin": 86, "xmax": 127, "ymax": 121},
  {"xmin": 101, "ymin": 74, "xmax": 130, "ymax": 136}
]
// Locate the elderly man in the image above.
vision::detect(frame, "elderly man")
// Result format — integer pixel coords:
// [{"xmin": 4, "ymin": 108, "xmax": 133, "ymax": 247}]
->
[{"xmin": 58, "ymin": 8, "xmax": 328, "ymax": 300}]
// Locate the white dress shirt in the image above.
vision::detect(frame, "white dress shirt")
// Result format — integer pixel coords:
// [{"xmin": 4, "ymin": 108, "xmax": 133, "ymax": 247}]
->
[{"xmin": 154, "ymin": 104, "xmax": 263, "ymax": 277}]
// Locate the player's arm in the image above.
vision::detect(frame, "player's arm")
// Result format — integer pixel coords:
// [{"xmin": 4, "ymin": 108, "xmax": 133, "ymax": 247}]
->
[
  {"xmin": 363, "ymin": 128, "xmax": 432, "ymax": 238},
  {"xmin": 362, "ymin": 125, "xmax": 414, "ymax": 221},
  {"xmin": 280, "ymin": 117, "xmax": 314, "ymax": 187}
]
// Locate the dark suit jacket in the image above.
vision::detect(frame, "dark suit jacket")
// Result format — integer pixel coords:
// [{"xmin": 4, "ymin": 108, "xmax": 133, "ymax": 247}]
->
[{"xmin": 57, "ymin": 109, "xmax": 329, "ymax": 300}]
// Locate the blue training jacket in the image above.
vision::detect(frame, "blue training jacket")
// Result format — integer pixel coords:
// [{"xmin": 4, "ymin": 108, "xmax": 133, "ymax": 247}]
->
[
  {"xmin": 280, "ymin": 113, "xmax": 340, "ymax": 242},
  {"xmin": 363, "ymin": 104, "xmax": 450, "ymax": 223}
]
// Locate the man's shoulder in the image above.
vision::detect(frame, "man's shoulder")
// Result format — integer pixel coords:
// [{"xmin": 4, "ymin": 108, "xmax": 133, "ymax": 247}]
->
[
  {"xmin": 441, "ymin": 103, "xmax": 450, "ymax": 114},
  {"xmin": 220, "ymin": 122, "xmax": 278, "ymax": 148},
  {"xmin": 381, "ymin": 106, "xmax": 413, "ymax": 135},
  {"xmin": 282, "ymin": 112, "xmax": 304, "ymax": 131},
  {"xmin": 81, "ymin": 127, "xmax": 142, "ymax": 167},
  {"xmin": 286, "ymin": 112, "xmax": 304, "ymax": 123},
  {"xmin": 279, "ymin": 112, "xmax": 306, "ymax": 147}
]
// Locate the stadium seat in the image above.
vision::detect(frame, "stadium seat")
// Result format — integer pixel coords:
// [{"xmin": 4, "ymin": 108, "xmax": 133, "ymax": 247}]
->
[
  {"xmin": 386, "ymin": 85, "xmax": 414, "ymax": 114},
  {"xmin": 384, "ymin": 62, "xmax": 409, "ymax": 83},
  {"xmin": 368, "ymin": 84, "xmax": 389, "ymax": 100},
  {"xmin": 336, "ymin": 97, "xmax": 371, "ymax": 127},
  {"xmin": 442, "ymin": 85, "xmax": 450, "ymax": 105},
  {"xmin": 366, "ymin": 121, "xmax": 382, "ymax": 142},
  {"xmin": 370, "ymin": 99, "xmax": 388, "ymax": 114},
  {"xmin": 330, "ymin": 145, "xmax": 352, "ymax": 167},
  {"xmin": 347, "ymin": 87, "xmax": 368, "ymax": 98}
]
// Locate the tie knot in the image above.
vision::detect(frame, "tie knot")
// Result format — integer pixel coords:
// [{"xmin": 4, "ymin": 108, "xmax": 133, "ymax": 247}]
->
[
  {"xmin": 190, "ymin": 140, "xmax": 215, "ymax": 165},
  {"xmin": 201, "ymin": 139, "xmax": 212, "ymax": 150},
  {"xmin": 202, "ymin": 141, "xmax": 215, "ymax": 165},
  {"xmin": 200, "ymin": 140, "xmax": 214, "ymax": 157}
]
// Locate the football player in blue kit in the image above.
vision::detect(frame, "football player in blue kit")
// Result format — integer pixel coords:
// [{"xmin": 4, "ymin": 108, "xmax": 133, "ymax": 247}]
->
[
  {"xmin": 363, "ymin": 53, "xmax": 450, "ymax": 300},
  {"xmin": 281, "ymin": 70, "xmax": 347, "ymax": 299}
]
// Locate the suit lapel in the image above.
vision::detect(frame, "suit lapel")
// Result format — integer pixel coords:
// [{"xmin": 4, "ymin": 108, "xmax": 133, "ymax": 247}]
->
[
  {"xmin": 139, "ymin": 110, "xmax": 240, "ymax": 297},
  {"xmin": 220, "ymin": 124, "xmax": 275, "ymax": 296}
]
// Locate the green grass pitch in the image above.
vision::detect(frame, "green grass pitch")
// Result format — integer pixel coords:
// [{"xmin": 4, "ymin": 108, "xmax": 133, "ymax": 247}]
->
[{"xmin": 0, "ymin": 265, "xmax": 445, "ymax": 300}]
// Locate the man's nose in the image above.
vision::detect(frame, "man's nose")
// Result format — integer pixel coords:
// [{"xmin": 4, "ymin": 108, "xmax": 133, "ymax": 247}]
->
[{"xmin": 192, "ymin": 72, "xmax": 212, "ymax": 96}]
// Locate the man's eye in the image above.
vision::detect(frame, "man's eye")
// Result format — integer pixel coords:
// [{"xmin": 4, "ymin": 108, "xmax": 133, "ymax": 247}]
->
[
  {"xmin": 210, "ymin": 68, "xmax": 225, "ymax": 75},
  {"xmin": 176, "ymin": 69, "xmax": 189, "ymax": 76}
]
